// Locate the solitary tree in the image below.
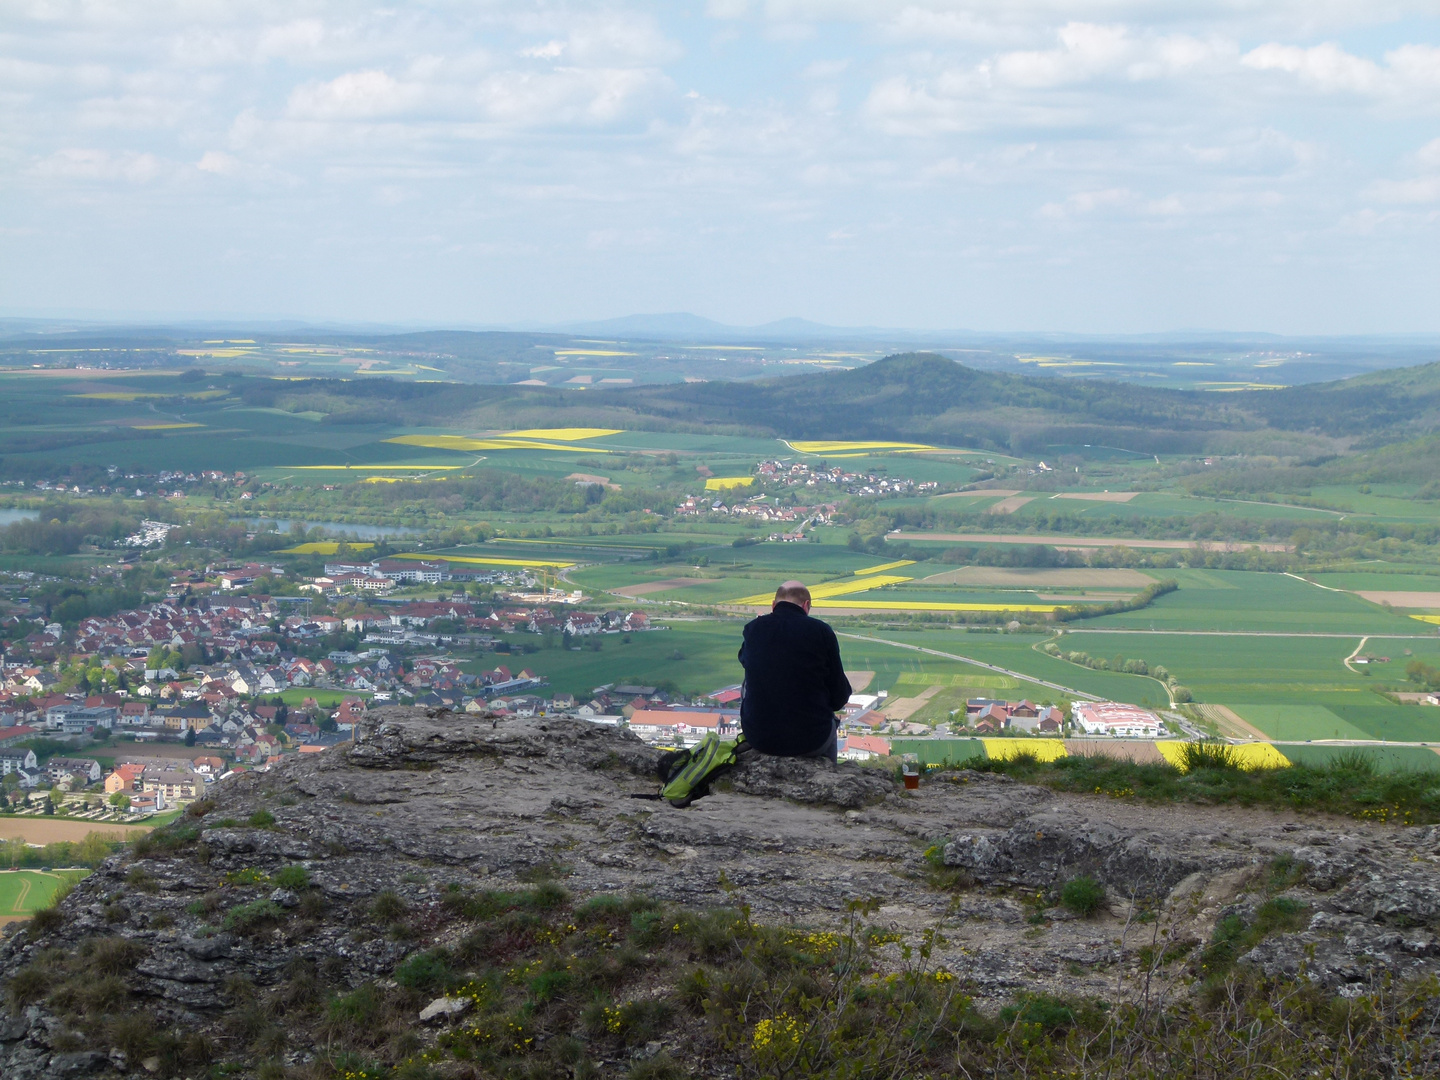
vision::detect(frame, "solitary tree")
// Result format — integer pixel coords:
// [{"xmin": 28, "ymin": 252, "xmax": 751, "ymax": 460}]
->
[{"xmin": 109, "ymin": 792, "xmax": 131, "ymax": 811}]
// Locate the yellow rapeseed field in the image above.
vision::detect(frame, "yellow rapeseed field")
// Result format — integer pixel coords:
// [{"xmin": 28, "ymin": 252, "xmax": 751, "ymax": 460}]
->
[
  {"xmin": 853, "ymin": 560, "xmax": 916, "ymax": 575},
  {"xmin": 75, "ymin": 389, "xmax": 225, "ymax": 401},
  {"xmin": 384, "ymin": 434, "xmax": 612, "ymax": 453},
  {"xmin": 1155, "ymin": 741, "xmax": 1291, "ymax": 772},
  {"xmin": 704, "ymin": 477, "xmax": 754, "ymax": 490},
  {"xmin": 785, "ymin": 440, "xmax": 937, "ymax": 454},
  {"xmin": 502, "ymin": 428, "xmax": 624, "ymax": 440},
  {"xmin": 389, "ymin": 553, "xmax": 575, "ymax": 569},
  {"xmin": 809, "ymin": 600, "xmax": 1063, "ymax": 612},
  {"xmin": 279, "ymin": 542, "xmax": 376, "ymax": 555},
  {"xmin": 731, "ymin": 574, "xmax": 913, "ymax": 605},
  {"xmin": 981, "ymin": 738, "xmax": 1068, "ymax": 762}
]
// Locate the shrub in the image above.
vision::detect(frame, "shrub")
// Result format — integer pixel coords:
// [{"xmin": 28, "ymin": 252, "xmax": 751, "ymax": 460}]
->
[
  {"xmin": 80, "ymin": 936, "xmax": 146, "ymax": 977},
  {"xmin": 273, "ymin": 864, "xmax": 311, "ymax": 890},
  {"xmin": 248, "ymin": 809, "xmax": 277, "ymax": 828},
  {"xmin": 1059, "ymin": 876, "xmax": 1106, "ymax": 917},
  {"xmin": 223, "ymin": 900, "xmax": 285, "ymax": 934},
  {"xmin": 1000, "ymin": 993, "xmax": 1077, "ymax": 1030},
  {"xmin": 370, "ymin": 889, "xmax": 408, "ymax": 922},
  {"xmin": 28, "ymin": 905, "xmax": 64, "ymax": 935},
  {"xmin": 393, "ymin": 949, "xmax": 453, "ymax": 993},
  {"xmin": 8, "ymin": 964, "xmax": 51, "ymax": 1008},
  {"xmin": 1179, "ymin": 742, "xmax": 1241, "ymax": 772},
  {"xmin": 224, "ymin": 867, "xmax": 270, "ymax": 887}
]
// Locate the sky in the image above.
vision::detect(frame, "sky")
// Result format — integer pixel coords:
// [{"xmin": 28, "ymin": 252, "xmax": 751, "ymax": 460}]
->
[{"xmin": 1, "ymin": 1, "xmax": 1438, "ymax": 334}]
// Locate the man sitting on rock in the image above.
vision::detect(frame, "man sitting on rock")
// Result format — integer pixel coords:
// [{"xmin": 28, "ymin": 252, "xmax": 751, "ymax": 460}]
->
[{"xmin": 738, "ymin": 580, "xmax": 853, "ymax": 762}]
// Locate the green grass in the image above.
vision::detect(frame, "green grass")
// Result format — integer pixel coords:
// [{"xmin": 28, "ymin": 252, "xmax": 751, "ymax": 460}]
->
[
  {"xmin": 1061, "ymin": 631, "xmax": 1368, "ymax": 703},
  {"xmin": 1328, "ymin": 704, "xmax": 1440, "ymax": 743},
  {"xmin": 498, "ymin": 619, "xmax": 1076, "ymax": 700},
  {"xmin": 870, "ymin": 630, "xmax": 1171, "ymax": 706},
  {"xmin": 917, "ymin": 746, "xmax": 1440, "ymax": 822},
  {"xmin": 1232, "ymin": 704, "xmax": 1371, "ymax": 741},
  {"xmin": 894, "ymin": 671, "xmax": 1017, "ymax": 689},
  {"xmin": 1088, "ymin": 570, "xmax": 1423, "ymax": 633},
  {"xmin": 1278, "ymin": 744, "xmax": 1440, "ymax": 772},
  {"xmin": 1307, "ymin": 571, "xmax": 1440, "ymax": 591},
  {"xmin": 0, "ymin": 869, "xmax": 88, "ymax": 916}
]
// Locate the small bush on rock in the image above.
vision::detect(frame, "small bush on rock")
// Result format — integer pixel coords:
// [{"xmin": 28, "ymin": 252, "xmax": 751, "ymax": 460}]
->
[
  {"xmin": 1060, "ymin": 876, "xmax": 1106, "ymax": 917},
  {"xmin": 223, "ymin": 900, "xmax": 286, "ymax": 934},
  {"xmin": 274, "ymin": 863, "xmax": 311, "ymax": 890},
  {"xmin": 370, "ymin": 889, "xmax": 408, "ymax": 922}
]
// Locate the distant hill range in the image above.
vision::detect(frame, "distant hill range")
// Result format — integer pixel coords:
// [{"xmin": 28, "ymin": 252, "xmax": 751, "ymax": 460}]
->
[
  {"xmin": 607, "ymin": 352, "xmax": 1440, "ymax": 457},
  {"xmin": 253, "ymin": 350, "xmax": 1440, "ymax": 462}
]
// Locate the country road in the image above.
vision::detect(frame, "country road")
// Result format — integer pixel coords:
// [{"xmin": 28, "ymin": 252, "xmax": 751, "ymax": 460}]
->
[{"xmin": 1060, "ymin": 629, "xmax": 1435, "ymax": 639}]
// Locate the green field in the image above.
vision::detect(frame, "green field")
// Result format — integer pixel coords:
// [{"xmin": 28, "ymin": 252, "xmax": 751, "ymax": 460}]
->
[
  {"xmin": 868, "ymin": 630, "xmax": 1174, "ymax": 706},
  {"xmin": 1275, "ymin": 744, "xmax": 1440, "ymax": 772},
  {"xmin": 1231, "ymin": 704, "xmax": 1373, "ymax": 742},
  {"xmin": 483, "ymin": 620, "xmax": 1078, "ymax": 700},
  {"xmin": 0, "ymin": 869, "xmax": 87, "ymax": 918},
  {"xmin": 1088, "ymin": 570, "xmax": 1423, "ymax": 633}
]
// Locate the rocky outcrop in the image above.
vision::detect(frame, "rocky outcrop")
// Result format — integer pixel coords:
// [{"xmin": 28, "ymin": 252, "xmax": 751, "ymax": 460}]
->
[{"xmin": 3, "ymin": 708, "xmax": 1439, "ymax": 1077}]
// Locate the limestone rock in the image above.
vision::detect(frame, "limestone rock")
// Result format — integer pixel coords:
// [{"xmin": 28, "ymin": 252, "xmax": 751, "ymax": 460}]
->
[
  {"xmin": 4, "ymin": 707, "xmax": 1440, "ymax": 1074},
  {"xmin": 419, "ymin": 996, "xmax": 473, "ymax": 1022}
]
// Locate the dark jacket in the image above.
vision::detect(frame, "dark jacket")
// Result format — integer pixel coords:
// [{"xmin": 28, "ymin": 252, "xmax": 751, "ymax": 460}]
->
[{"xmin": 738, "ymin": 602, "xmax": 852, "ymax": 756}]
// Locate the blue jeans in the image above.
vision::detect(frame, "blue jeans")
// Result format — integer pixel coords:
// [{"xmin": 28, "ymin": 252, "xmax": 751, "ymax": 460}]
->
[{"xmin": 800, "ymin": 719, "xmax": 839, "ymax": 763}]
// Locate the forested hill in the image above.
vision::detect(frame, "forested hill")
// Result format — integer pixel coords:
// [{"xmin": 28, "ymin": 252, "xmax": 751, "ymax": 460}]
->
[
  {"xmin": 607, "ymin": 353, "xmax": 1440, "ymax": 455},
  {"xmin": 249, "ymin": 351, "xmax": 1440, "ymax": 456},
  {"xmin": 610, "ymin": 353, "xmax": 1247, "ymax": 454}
]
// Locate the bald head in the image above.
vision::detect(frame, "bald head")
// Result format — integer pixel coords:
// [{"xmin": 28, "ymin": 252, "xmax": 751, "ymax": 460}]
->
[{"xmin": 774, "ymin": 580, "xmax": 811, "ymax": 612}]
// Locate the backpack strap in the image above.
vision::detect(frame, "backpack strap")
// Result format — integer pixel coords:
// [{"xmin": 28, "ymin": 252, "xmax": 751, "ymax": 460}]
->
[{"xmin": 659, "ymin": 733, "xmax": 739, "ymax": 808}]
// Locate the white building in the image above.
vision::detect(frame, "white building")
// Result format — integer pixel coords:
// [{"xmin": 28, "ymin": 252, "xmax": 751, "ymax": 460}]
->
[{"xmin": 1071, "ymin": 702, "xmax": 1161, "ymax": 738}]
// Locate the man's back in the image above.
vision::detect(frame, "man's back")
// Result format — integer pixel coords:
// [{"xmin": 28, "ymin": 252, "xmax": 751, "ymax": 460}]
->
[{"xmin": 738, "ymin": 599, "xmax": 852, "ymax": 756}]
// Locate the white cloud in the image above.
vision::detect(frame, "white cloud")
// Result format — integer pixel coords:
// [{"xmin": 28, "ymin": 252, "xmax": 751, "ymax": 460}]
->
[
  {"xmin": 1367, "ymin": 176, "xmax": 1440, "ymax": 203},
  {"xmin": 33, "ymin": 147, "xmax": 163, "ymax": 182},
  {"xmin": 196, "ymin": 150, "xmax": 239, "ymax": 174},
  {"xmin": 992, "ymin": 23, "xmax": 1135, "ymax": 88},
  {"xmin": 1365, "ymin": 136, "xmax": 1440, "ymax": 204},
  {"xmin": 1039, "ymin": 187, "xmax": 1133, "ymax": 218},
  {"xmin": 0, "ymin": 0, "xmax": 1437, "ymax": 330},
  {"xmin": 1242, "ymin": 42, "xmax": 1383, "ymax": 92},
  {"xmin": 256, "ymin": 19, "xmax": 328, "ymax": 61},
  {"xmin": 287, "ymin": 70, "xmax": 424, "ymax": 120},
  {"xmin": 521, "ymin": 40, "xmax": 566, "ymax": 60},
  {"xmin": 1242, "ymin": 41, "xmax": 1440, "ymax": 102}
]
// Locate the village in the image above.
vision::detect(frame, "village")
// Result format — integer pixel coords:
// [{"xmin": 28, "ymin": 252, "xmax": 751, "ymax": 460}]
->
[{"xmin": 0, "ymin": 548, "xmax": 1168, "ymax": 825}]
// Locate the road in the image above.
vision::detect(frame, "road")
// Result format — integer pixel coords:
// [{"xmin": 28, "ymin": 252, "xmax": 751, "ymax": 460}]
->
[
  {"xmin": 1059, "ymin": 629, "xmax": 1435, "ymax": 639},
  {"xmin": 837, "ymin": 631, "xmax": 1101, "ymax": 701}
]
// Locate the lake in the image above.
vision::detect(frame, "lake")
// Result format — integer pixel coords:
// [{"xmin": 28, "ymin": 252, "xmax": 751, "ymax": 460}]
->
[
  {"xmin": 0, "ymin": 509, "xmax": 38, "ymax": 526},
  {"xmin": 238, "ymin": 517, "xmax": 428, "ymax": 539}
]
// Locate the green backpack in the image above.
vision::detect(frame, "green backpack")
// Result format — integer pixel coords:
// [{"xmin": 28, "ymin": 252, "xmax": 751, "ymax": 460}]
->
[{"xmin": 655, "ymin": 734, "xmax": 748, "ymax": 807}]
